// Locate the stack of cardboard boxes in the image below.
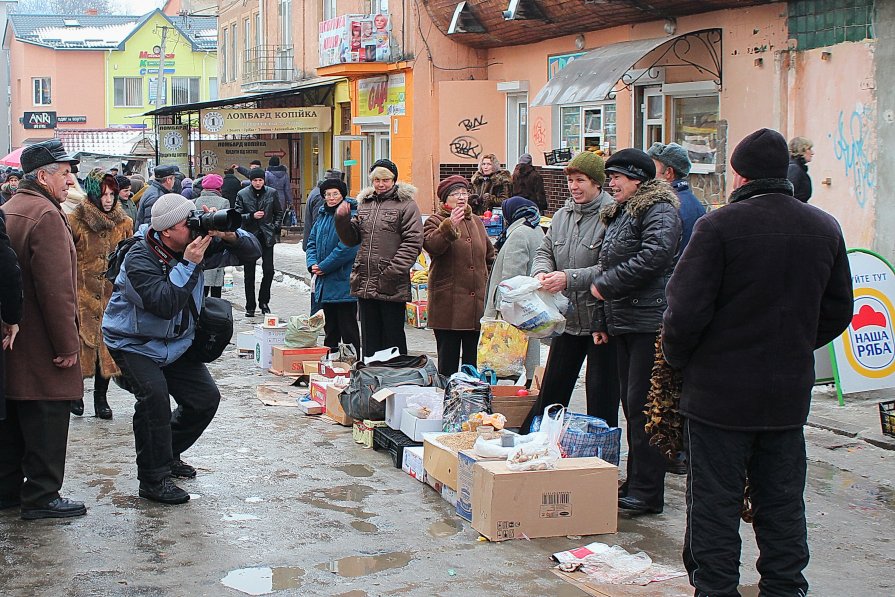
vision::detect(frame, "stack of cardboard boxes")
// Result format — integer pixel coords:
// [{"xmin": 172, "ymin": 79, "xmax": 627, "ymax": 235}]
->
[{"xmin": 405, "ymin": 283, "xmax": 428, "ymax": 329}]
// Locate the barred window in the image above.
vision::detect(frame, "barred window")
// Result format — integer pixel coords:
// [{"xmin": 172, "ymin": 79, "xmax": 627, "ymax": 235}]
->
[
  {"xmin": 789, "ymin": 0, "xmax": 874, "ymax": 50},
  {"xmin": 172, "ymin": 77, "xmax": 200, "ymax": 105}
]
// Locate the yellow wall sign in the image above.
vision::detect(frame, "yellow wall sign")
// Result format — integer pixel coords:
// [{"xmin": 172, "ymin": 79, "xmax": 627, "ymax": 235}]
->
[
  {"xmin": 199, "ymin": 106, "xmax": 332, "ymax": 135},
  {"xmin": 357, "ymin": 74, "xmax": 406, "ymax": 117}
]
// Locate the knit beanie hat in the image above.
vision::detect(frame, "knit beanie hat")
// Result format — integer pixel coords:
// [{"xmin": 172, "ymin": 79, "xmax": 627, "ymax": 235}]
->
[
  {"xmin": 605, "ymin": 148, "xmax": 656, "ymax": 182},
  {"xmin": 115, "ymin": 174, "xmax": 131, "ymax": 190},
  {"xmin": 369, "ymin": 158, "xmax": 398, "ymax": 180},
  {"xmin": 436, "ymin": 175, "xmax": 469, "ymax": 203},
  {"xmin": 565, "ymin": 151, "xmax": 606, "ymax": 186},
  {"xmin": 319, "ymin": 178, "xmax": 348, "ymax": 199},
  {"xmin": 202, "ymin": 173, "xmax": 223, "ymax": 190},
  {"xmin": 268, "ymin": 156, "xmax": 280, "ymax": 167},
  {"xmin": 730, "ymin": 128, "xmax": 790, "ymax": 180},
  {"xmin": 151, "ymin": 193, "xmax": 195, "ymax": 231},
  {"xmin": 518, "ymin": 153, "xmax": 533, "ymax": 165},
  {"xmin": 647, "ymin": 142, "xmax": 691, "ymax": 177},
  {"xmin": 248, "ymin": 167, "xmax": 266, "ymax": 181}
]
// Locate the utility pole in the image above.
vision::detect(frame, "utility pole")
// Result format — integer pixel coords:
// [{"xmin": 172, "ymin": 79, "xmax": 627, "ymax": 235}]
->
[{"xmin": 154, "ymin": 26, "xmax": 169, "ymax": 112}]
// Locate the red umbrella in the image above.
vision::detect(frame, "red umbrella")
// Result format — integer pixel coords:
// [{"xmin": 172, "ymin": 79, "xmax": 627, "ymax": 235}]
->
[{"xmin": 0, "ymin": 146, "xmax": 25, "ymax": 167}]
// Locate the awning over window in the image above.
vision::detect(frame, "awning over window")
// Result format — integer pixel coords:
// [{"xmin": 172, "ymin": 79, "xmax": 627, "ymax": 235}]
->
[{"xmin": 531, "ymin": 30, "xmax": 721, "ymax": 107}]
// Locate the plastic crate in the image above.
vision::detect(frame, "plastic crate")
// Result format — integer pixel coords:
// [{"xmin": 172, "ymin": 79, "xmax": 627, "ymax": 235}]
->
[
  {"xmin": 372, "ymin": 426, "xmax": 423, "ymax": 468},
  {"xmin": 880, "ymin": 400, "xmax": 895, "ymax": 438},
  {"xmin": 485, "ymin": 223, "xmax": 502, "ymax": 236}
]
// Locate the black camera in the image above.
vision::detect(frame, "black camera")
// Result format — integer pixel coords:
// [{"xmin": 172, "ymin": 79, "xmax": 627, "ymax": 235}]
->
[{"xmin": 186, "ymin": 208, "xmax": 242, "ymax": 237}]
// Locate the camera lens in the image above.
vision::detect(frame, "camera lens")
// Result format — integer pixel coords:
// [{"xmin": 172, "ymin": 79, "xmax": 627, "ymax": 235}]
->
[{"xmin": 186, "ymin": 208, "xmax": 242, "ymax": 235}]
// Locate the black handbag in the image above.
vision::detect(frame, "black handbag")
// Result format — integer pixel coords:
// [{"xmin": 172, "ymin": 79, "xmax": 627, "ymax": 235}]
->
[
  {"xmin": 184, "ymin": 296, "xmax": 233, "ymax": 363},
  {"xmin": 340, "ymin": 354, "xmax": 445, "ymax": 420}
]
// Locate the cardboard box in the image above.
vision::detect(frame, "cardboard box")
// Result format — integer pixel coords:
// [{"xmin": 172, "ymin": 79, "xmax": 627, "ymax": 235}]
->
[
  {"xmin": 263, "ymin": 314, "xmax": 279, "ymax": 327},
  {"xmin": 254, "ymin": 325, "xmax": 288, "ymax": 369},
  {"xmin": 269, "ymin": 345, "xmax": 329, "ymax": 376},
  {"xmin": 399, "ymin": 409, "xmax": 444, "ymax": 442},
  {"xmin": 423, "ymin": 433, "xmax": 459, "ymax": 491},
  {"xmin": 319, "ymin": 361, "xmax": 351, "ymax": 378},
  {"xmin": 325, "ymin": 384, "xmax": 353, "ymax": 426},
  {"xmin": 353, "ymin": 420, "xmax": 388, "ymax": 448},
  {"xmin": 456, "ymin": 449, "xmax": 503, "ymax": 522},
  {"xmin": 297, "ymin": 399, "xmax": 324, "ymax": 415},
  {"xmin": 385, "ymin": 386, "xmax": 444, "ymax": 431},
  {"xmin": 309, "ymin": 378, "xmax": 328, "ymax": 405},
  {"xmin": 401, "ymin": 445, "xmax": 427, "ymax": 482},
  {"xmin": 237, "ymin": 330, "xmax": 255, "ymax": 354},
  {"xmin": 490, "ymin": 366, "xmax": 544, "ymax": 429},
  {"xmin": 411, "ymin": 282, "xmax": 428, "ymax": 302},
  {"xmin": 472, "ymin": 457, "xmax": 617, "ymax": 542},
  {"xmin": 441, "ymin": 483, "xmax": 457, "ymax": 508},
  {"xmin": 405, "ymin": 301, "xmax": 428, "ymax": 328}
]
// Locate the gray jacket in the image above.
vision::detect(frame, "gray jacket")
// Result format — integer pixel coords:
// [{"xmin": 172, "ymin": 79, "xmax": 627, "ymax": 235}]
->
[
  {"xmin": 532, "ymin": 191, "xmax": 613, "ymax": 336},
  {"xmin": 194, "ymin": 190, "xmax": 231, "ymax": 287}
]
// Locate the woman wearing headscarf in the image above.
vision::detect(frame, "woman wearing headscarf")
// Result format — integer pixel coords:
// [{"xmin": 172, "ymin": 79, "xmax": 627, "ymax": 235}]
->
[
  {"xmin": 306, "ymin": 178, "xmax": 361, "ymax": 356},
  {"xmin": 787, "ymin": 136, "xmax": 814, "ymax": 202},
  {"xmin": 335, "ymin": 159, "xmax": 423, "ymax": 358},
  {"xmin": 511, "ymin": 154, "xmax": 547, "ymax": 213},
  {"xmin": 424, "ymin": 176, "xmax": 495, "ymax": 376},
  {"xmin": 483, "ymin": 196, "xmax": 544, "ymax": 378},
  {"xmin": 469, "ymin": 153, "xmax": 512, "ymax": 214},
  {"xmin": 520, "ymin": 152, "xmax": 620, "ymax": 433},
  {"xmin": 591, "ymin": 148, "xmax": 682, "ymax": 515},
  {"xmin": 194, "ymin": 173, "xmax": 230, "ymax": 298},
  {"xmin": 67, "ymin": 172, "xmax": 133, "ymax": 419}
]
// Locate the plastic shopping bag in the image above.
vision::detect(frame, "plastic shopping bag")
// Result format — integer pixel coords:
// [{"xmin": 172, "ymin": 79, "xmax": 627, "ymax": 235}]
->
[
  {"xmin": 506, "ymin": 404, "xmax": 564, "ymax": 471},
  {"xmin": 477, "ymin": 318, "xmax": 529, "ymax": 378},
  {"xmin": 532, "ymin": 411, "xmax": 622, "ymax": 465},
  {"xmin": 442, "ymin": 372, "xmax": 492, "ymax": 432},
  {"xmin": 496, "ymin": 275, "xmax": 569, "ymax": 339},
  {"xmin": 284, "ymin": 310, "xmax": 325, "ymax": 348}
]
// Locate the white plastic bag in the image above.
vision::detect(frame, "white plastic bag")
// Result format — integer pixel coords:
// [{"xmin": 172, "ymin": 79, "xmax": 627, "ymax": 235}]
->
[
  {"xmin": 506, "ymin": 404, "xmax": 564, "ymax": 470},
  {"xmin": 497, "ymin": 275, "xmax": 569, "ymax": 339}
]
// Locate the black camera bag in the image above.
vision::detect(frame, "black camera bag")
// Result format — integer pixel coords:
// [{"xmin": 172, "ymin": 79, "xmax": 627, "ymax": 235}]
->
[{"xmin": 185, "ymin": 296, "xmax": 233, "ymax": 363}]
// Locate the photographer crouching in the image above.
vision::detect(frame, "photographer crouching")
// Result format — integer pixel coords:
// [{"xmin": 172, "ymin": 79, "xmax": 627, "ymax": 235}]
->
[{"xmin": 102, "ymin": 194, "xmax": 260, "ymax": 504}]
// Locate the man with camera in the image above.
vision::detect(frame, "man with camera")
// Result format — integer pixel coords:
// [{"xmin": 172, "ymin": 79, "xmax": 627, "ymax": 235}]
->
[{"xmin": 102, "ymin": 194, "xmax": 260, "ymax": 504}]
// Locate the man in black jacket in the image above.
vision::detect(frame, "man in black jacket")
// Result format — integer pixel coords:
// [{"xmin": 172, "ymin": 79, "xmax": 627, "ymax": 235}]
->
[
  {"xmin": 236, "ymin": 168, "xmax": 283, "ymax": 317},
  {"xmin": 134, "ymin": 165, "xmax": 177, "ymax": 227},
  {"xmin": 662, "ymin": 128, "xmax": 853, "ymax": 597}
]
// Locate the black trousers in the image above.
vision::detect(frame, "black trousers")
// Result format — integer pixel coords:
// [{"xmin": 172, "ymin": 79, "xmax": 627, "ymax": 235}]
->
[
  {"xmin": 244, "ymin": 244, "xmax": 275, "ymax": 310},
  {"xmin": 93, "ymin": 357, "xmax": 110, "ymax": 398},
  {"xmin": 204, "ymin": 285, "xmax": 222, "ymax": 298},
  {"xmin": 684, "ymin": 418, "xmax": 809, "ymax": 597},
  {"xmin": 521, "ymin": 332, "xmax": 621, "ymax": 432},
  {"xmin": 322, "ymin": 301, "xmax": 361, "ymax": 357},
  {"xmin": 433, "ymin": 329, "xmax": 480, "ymax": 377},
  {"xmin": 110, "ymin": 349, "xmax": 221, "ymax": 483},
  {"xmin": 0, "ymin": 400, "xmax": 71, "ymax": 507},
  {"xmin": 357, "ymin": 298, "xmax": 407, "ymax": 358},
  {"xmin": 617, "ymin": 332, "xmax": 667, "ymax": 508}
]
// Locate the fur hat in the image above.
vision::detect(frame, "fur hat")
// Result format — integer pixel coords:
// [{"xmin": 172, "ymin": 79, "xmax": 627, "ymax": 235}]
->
[
  {"xmin": 647, "ymin": 142, "xmax": 691, "ymax": 177},
  {"xmin": 436, "ymin": 175, "xmax": 469, "ymax": 203},
  {"xmin": 518, "ymin": 153, "xmax": 533, "ymax": 165},
  {"xmin": 319, "ymin": 178, "xmax": 348, "ymax": 199},
  {"xmin": 605, "ymin": 148, "xmax": 656, "ymax": 182},
  {"xmin": 202, "ymin": 174, "xmax": 223, "ymax": 190},
  {"xmin": 151, "ymin": 193, "xmax": 194, "ymax": 231},
  {"xmin": 369, "ymin": 158, "xmax": 398, "ymax": 180},
  {"xmin": 565, "ymin": 151, "xmax": 606, "ymax": 186},
  {"xmin": 248, "ymin": 168, "xmax": 266, "ymax": 181},
  {"xmin": 731, "ymin": 128, "xmax": 789, "ymax": 180}
]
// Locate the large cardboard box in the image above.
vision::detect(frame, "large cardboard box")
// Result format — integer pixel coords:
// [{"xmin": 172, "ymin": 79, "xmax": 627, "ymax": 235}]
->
[
  {"xmin": 399, "ymin": 409, "xmax": 444, "ymax": 442},
  {"xmin": 472, "ymin": 457, "xmax": 617, "ymax": 541},
  {"xmin": 269, "ymin": 346, "xmax": 329, "ymax": 376},
  {"xmin": 325, "ymin": 384, "xmax": 353, "ymax": 426},
  {"xmin": 423, "ymin": 433, "xmax": 458, "ymax": 491},
  {"xmin": 456, "ymin": 449, "xmax": 503, "ymax": 522},
  {"xmin": 401, "ymin": 445, "xmax": 427, "ymax": 482},
  {"xmin": 254, "ymin": 325, "xmax": 288, "ymax": 369}
]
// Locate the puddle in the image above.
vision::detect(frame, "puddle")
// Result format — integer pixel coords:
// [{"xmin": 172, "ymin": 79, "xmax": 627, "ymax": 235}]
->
[
  {"xmin": 302, "ymin": 498, "xmax": 376, "ymax": 520},
  {"xmin": 320, "ymin": 552, "xmax": 412, "ymax": 578},
  {"xmin": 87, "ymin": 478, "xmax": 117, "ymax": 500},
  {"xmin": 222, "ymin": 513, "xmax": 261, "ymax": 522},
  {"xmin": 335, "ymin": 592, "xmax": 368, "ymax": 597},
  {"xmin": 807, "ymin": 461, "xmax": 895, "ymax": 511},
  {"xmin": 317, "ymin": 485, "xmax": 375, "ymax": 502},
  {"xmin": 96, "ymin": 466, "xmax": 120, "ymax": 476},
  {"xmin": 428, "ymin": 519, "xmax": 462, "ymax": 538},
  {"xmin": 350, "ymin": 521, "xmax": 378, "ymax": 533},
  {"xmin": 220, "ymin": 566, "xmax": 304, "ymax": 595},
  {"xmin": 334, "ymin": 464, "xmax": 375, "ymax": 478},
  {"xmin": 111, "ymin": 495, "xmax": 140, "ymax": 509}
]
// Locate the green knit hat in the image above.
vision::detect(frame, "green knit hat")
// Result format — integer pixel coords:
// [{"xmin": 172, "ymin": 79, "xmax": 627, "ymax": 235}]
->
[{"xmin": 565, "ymin": 151, "xmax": 606, "ymax": 186}]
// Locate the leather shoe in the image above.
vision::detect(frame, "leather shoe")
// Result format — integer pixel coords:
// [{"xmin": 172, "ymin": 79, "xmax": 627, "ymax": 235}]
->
[
  {"xmin": 70, "ymin": 399, "xmax": 84, "ymax": 416},
  {"xmin": 21, "ymin": 497, "xmax": 87, "ymax": 520},
  {"xmin": 94, "ymin": 395, "xmax": 113, "ymax": 420},
  {"xmin": 618, "ymin": 496, "xmax": 663, "ymax": 514},
  {"xmin": 139, "ymin": 477, "xmax": 190, "ymax": 505},
  {"xmin": 0, "ymin": 496, "xmax": 20, "ymax": 510},
  {"xmin": 171, "ymin": 459, "xmax": 197, "ymax": 479},
  {"xmin": 260, "ymin": 304, "xmax": 271, "ymax": 314},
  {"xmin": 244, "ymin": 310, "xmax": 256, "ymax": 318}
]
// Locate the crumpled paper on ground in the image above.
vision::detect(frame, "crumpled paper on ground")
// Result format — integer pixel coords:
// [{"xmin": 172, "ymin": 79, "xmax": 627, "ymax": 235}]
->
[{"xmin": 552, "ymin": 542, "xmax": 686, "ymax": 586}]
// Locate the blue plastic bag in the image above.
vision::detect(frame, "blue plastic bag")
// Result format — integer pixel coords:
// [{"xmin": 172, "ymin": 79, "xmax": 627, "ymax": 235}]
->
[{"xmin": 531, "ymin": 409, "xmax": 622, "ymax": 465}]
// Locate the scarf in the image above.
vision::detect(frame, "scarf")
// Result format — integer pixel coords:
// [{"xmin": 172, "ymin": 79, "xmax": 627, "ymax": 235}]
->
[
  {"xmin": 728, "ymin": 178, "xmax": 794, "ymax": 204},
  {"xmin": 495, "ymin": 196, "xmax": 540, "ymax": 251}
]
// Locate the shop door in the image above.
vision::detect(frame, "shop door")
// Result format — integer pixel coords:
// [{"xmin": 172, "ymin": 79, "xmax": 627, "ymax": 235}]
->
[
  {"xmin": 333, "ymin": 135, "xmax": 368, "ymax": 197},
  {"xmin": 367, "ymin": 129, "xmax": 391, "ymax": 165},
  {"xmin": 506, "ymin": 93, "xmax": 528, "ymax": 169}
]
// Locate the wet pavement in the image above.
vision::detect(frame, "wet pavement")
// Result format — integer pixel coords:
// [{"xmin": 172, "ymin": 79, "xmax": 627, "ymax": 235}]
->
[{"xmin": 1, "ymin": 241, "xmax": 894, "ymax": 596}]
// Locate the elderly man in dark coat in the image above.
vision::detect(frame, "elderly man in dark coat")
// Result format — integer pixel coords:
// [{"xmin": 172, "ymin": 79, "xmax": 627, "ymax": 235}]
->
[
  {"xmin": 0, "ymin": 210, "xmax": 23, "ymax": 422},
  {"xmin": 0, "ymin": 139, "xmax": 86, "ymax": 520},
  {"xmin": 662, "ymin": 128, "xmax": 853, "ymax": 597}
]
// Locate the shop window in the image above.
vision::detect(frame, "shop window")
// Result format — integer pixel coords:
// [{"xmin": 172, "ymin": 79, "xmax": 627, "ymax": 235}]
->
[
  {"xmin": 209, "ymin": 78, "xmax": 219, "ymax": 101},
  {"xmin": 33, "ymin": 77, "xmax": 51, "ymax": 105},
  {"xmin": 559, "ymin": 104, "xmax": 615, "ymax": 155},
  {"xmin": 172, "ymin": 77, "xmax": 200, "ymax": 105},
  {"xmin": 220, "ymin": 28, "xmax": 228, "ymax": 82},
  {"xmin": 672, "ymin": 95, "xmax": 720, "ymax": 172},
  {"xmin": 113, "ymin": 77, "xmax": 142, "ymax": 108}
]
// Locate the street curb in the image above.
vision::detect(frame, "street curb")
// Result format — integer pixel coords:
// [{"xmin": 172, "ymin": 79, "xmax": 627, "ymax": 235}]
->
[{"xmin": 806, "ymin": 416, "xmax": 895, "ymax": 451}]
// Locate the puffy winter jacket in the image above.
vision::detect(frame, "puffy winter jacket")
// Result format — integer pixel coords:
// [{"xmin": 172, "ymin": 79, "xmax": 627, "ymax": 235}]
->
[
  {"xmin": 134, "ymin": 179, "xmax": 170, "ymax": 227},
  {"xmin": 306, "ymin": 199, "xmax": 359, "ymax": 304},
  {"xmin": 592, "ymin": 179, "xmax": 681, "ymax": 336},
  {"xmin": 102, "ymin": 225, "xmax": 261, "ymax": 365},
  {"xmin": 265, "ymin": 166, "xmax": 293, "ymax": 210},
  {"xmin": 235, "ymin": 184, "xmax": 284, "ymax": 248},
  {"xmin": 334, "ymin": 183, "xmax": 423, "ymax": 302}
]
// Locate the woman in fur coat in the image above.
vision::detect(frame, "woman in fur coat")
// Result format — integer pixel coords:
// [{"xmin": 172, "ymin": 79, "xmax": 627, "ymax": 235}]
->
[{"xmin": 67, "ymin": 172, "xmax": 133, "ymax": 419}]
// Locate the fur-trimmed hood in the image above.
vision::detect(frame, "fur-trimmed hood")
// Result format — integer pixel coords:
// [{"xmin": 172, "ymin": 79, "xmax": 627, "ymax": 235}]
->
[
  {"xmin": 72, "ymin": 199, "xmax": 129, "ymax": 232},
  {"xmin": 470, "ymin": 168, "xmax": 511, "ymax": 187},
  {"xmin": 601, "ymin": 179, "xmax": 679, "ymax": 223},
  {"xmin": 356, "ymin": 182, "xmax": 418, "ymax": 203}
]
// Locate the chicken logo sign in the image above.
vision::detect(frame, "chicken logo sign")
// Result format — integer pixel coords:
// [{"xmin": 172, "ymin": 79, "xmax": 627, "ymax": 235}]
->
[{"xmin": 832, "ymin": 249, "xmax": 895, "ymax": 397}]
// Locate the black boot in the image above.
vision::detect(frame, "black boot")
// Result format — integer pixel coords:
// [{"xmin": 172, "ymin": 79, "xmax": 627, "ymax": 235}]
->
[
  {"xmin": 70, "ymin": 400, "xmax": 84, "ymax": 416},
  {"xmin": 94, "ymin": 376, "xmax": 112, "ymax": 419}
]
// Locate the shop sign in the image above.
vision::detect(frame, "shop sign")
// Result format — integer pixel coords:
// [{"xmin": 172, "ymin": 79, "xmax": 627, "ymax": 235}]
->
[
  {"xmin": 319, "ymin": 13, "xmax": 390, "ymax": 66},
  {"xmin": 138, "ymin": 50, "xmax": 176, "ymax": 76},
  {"xmin": 198, "ymin": 139, "xmax": 289, "ymax": 174},
  {"xmin": 548, "ymin": 52, "xmax": 585, "ymax": 80},
  {"xmin": 831, "ymin": 249, "xmax": 895, "ymax": 398},
  {"xmin": 199, "ymin": 107, "xmax": 332, "ymax": 135},
  {"xmin": 157, "ymin": 124, "xmax": 190, "ymax": 174},
  {"xmin": 358, "ymin": 74, "xmax": 405, "ymax": 117},
  {"xmin": 23, "ymin": 111, "xmax": 57, "ymax": 129},
  {"xmin": 58, "ymin": 116, "xmax": 87, "ymax": 123}
]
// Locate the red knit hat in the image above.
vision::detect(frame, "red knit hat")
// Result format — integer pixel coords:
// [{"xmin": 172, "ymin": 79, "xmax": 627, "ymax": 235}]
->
[
  {"xmin": 436, "ymin": 175, "xmax": 469, "ymax": 203},
  {"xmin": 202, "ymin": 173, "xmax": 223, "ymax": 190}
]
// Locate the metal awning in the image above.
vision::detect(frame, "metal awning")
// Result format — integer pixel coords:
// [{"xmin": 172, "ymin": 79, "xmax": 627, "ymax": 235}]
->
[{"xmin": 531, "ymin": 30, "xmax": 721, "ymax": 107}]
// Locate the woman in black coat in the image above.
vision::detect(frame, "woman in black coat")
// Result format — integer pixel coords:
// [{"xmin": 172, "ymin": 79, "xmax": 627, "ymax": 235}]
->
[
  {"xmin": 786, "ymin": 136, "xmax": 813, "ymax": 202},
  {"xmin": 511, "ymin": 154, "xmax": 547, "ymax": 212},
  {"xmin": 0, "ymin": 210, "xmax": 24, "ymax": 421}
]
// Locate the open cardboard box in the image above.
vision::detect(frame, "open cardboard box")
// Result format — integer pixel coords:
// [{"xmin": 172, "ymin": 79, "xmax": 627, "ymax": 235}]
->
[{"xmin": 490, "ymin": 366, "xmax": 544, "ymax": 428}]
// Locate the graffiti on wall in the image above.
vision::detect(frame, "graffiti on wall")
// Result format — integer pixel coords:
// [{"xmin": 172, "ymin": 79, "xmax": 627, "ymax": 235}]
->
[
  {"xmin": 831, "ymin": 104, "xmax": 876, "ymax": 208},
  {"xmin": 449, "ymin": 113, "xmax": 490, "ymax": 160},
  {"xmin": 533, "ymin": 117, "xmax": 547, "ymax": 151},
  {"xmin": 458, "ymin": 115, "xmax": 487, "ymax": 132}
]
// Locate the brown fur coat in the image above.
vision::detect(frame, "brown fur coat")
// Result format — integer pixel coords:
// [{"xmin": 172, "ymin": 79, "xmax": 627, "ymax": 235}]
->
[{"xmin": 68, "ymin": 200, "xmax": 133, "ymax": 378}]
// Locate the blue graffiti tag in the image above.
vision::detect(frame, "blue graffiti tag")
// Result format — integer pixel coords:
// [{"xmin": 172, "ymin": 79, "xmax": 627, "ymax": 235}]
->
[{"xmin": 831, "ymin": 107, "xmax": 876, "ymax": 207}]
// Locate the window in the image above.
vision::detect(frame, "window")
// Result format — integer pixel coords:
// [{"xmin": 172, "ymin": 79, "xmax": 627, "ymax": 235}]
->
[
  {"xmin": 558, "ymin": 104, "xmax": 616, "ymax": 155},
  {"xmin": 323, "ymin": 0, "xmax": 337, "ymax": 20},
  {"xmin": 245, "ymin": 18, "xmax": 251, "ymax": 54},
  {"xmin": 172, "ymin": 77, "xmax": 200, "ymax": 104},
  {"xmin": 671, "ymin": 94, "xmax": 720, "ymax": 171},
  {"xmin": 789, "ymin": 0, "xmax": 873, "ymax": 50},
  {"xmin": 231, "ymin": 24, "xmax": 238, "ymax": 81},
  {"xmin": 220, "ymin": 27, "xmax": 228, "ymax": 81},
  {"xmin": 280, "ymin": 0, "xmax": 292, "ymax": 47},
  {"xmin": 113, "ymin": 77, "xmax": 143, "ymax": 107},
  {"xmin": 148, "ymin": 77, "xmax": 166, "ymax": 104},
  {"xmin": 209, "ymin": 77, "xmax": 219, "ymax": 101},
  {"xmin": 32, "ymin": 77, "xmax": 51, "ymax": 105},
  {"xmin": 255, "ymin": 13, "xmax": 261, "ymax": 47}
]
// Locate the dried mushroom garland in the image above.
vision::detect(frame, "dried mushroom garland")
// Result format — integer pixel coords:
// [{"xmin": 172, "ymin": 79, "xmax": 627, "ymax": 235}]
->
[{"xmin": 644, "ymin": 329, "xmax": 683, "ymax": 460}]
